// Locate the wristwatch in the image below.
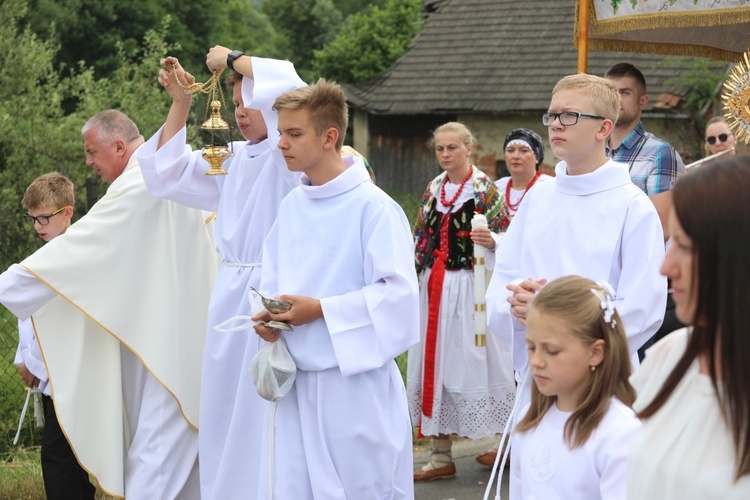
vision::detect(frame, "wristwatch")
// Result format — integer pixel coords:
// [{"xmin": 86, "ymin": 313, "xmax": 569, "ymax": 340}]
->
[{"xmin": 226, "ymin": 50, "xmax": 245, "ymax": 71}]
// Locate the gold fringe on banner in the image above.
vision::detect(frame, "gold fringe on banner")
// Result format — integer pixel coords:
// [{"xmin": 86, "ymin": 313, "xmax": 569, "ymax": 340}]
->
[
  {"xmin": 574, "ymin": 0, "xmax": 750, "ymax": 62},
  {"xmin": 591, "ymin": 7, "xmax": 750, "ymax": 36},
  {"xmin": 586, "ymin": 38, "xmax": 742, "ymax": 63}
]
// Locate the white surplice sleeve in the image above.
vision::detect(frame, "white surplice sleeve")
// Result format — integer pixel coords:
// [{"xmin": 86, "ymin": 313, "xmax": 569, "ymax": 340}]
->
[
  {"xmin": 610, "ymin": 198, "xmax": 667, "ymax": 355},
  {"xmin": 320, "ymin": 203, "xmax": 420, "ymax": 376},
  {"xmin": 16, "ymin": 318, "xmax": 48, "ymax": 384},
  {"xmin": 0, "ymin": 264, "xmax": 56, "ymax": 320},
  {"xmin": 138, "ymin": 125, "xmax": 224, "ymax": 211},
  {"xmin": 486, "ymin": 194, "xmax": 530, "ymax": 373},
  {"xmin": 244, "ymin": 57, "xmax": 307, "ymax": 190},
  {"xmin": 246, "ymin": 57, "xmax": 306, "ymax": 149},
  {"xmin": 13, "ymin": 316, "xmax": 30, "ymax": 366}
]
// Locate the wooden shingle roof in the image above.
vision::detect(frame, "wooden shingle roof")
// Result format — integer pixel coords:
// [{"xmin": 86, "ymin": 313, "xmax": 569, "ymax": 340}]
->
[{"xmin": 346, "ymin": 0, "xmax": 712, "ymax": 115}]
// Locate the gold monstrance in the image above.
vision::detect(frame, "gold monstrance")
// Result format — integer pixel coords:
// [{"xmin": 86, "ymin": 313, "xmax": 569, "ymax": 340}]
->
[
  {"xmin": 172, "ymin": 63, "xmax": 234, "ymax": 175},
  {"xmin": 723, "ymin": 48, "xmax": 750, "ymax": 145}
]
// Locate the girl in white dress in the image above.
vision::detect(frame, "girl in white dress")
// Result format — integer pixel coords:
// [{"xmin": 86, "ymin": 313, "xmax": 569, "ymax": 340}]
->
[
  {"xmin": 508, "ymin": 275, "xmax": 640, "ymax": 500},
  {"xmin": 628, "ymin": 156, "xmax": 750, "ymax": 499}
]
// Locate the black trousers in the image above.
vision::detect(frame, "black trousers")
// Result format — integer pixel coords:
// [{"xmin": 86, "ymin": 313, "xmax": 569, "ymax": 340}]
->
[
  {"xmin": 638, "ymin": 292, "xmax": 685, "ymax": 362},
  {"xmin": 40, "ymin": 395, "xmax": 96, "ymax": 500}
]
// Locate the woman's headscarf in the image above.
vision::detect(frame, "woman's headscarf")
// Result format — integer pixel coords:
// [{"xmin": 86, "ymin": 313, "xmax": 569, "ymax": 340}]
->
[{"xmin": 503, "ymin": 128, "xmax": 545, "ymax": 169}]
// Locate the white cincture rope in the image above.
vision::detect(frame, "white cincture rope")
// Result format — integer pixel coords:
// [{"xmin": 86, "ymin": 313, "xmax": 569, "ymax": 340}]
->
[
  {"xmin": 483, "ymin": 369, "xmax": 531, "ymax": 500},
  {"xmin": 215, "ymin": 316, "xmax": 256, "ymax": 333},
  {"xmin": 34, "ymin": 392, "xmax": 43, "ymax": 427},
  {"xmin": 224, "ymin": 261, "xmax": 262, "ymax": 268},
  {"xmin": 268, "ymin": 401, "xmax": 278, "ymax": 500},
  {"xmin": 13, "ymin": 388, "xmax": 33, "ymax": 445}
]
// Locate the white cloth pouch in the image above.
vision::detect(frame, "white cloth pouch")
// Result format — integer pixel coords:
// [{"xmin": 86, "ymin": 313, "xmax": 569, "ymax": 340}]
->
[{"xmin": 250, "ymin": 336, "xmax": 297, "ymax": 402}]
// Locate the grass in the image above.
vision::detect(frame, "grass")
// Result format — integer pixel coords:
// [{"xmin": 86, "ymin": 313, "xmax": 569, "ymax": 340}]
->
[
  {"xmin": 0, "ymin": 447, "xmax": 116, "ymax": 500},
  {"xmin": 0, "ymin": 447, "xmax": 45, "ymax": 500}
]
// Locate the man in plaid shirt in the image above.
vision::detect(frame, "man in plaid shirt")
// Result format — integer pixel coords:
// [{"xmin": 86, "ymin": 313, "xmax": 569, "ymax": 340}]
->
[
  {"xmin": 605, "ymin": 62, "xmax": 686, "ymax": 360},
  {"xmin": 605, "ymin": 62, "xmax": 685, "ymax": 242}
]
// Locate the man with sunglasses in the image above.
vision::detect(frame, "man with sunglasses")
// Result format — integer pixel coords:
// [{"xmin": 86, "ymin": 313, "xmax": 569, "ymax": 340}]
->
[
  {"xmin": 0, "ymin": 110, "xmax": 216, "ymax": 498},
  {"xmin": 605, "ymin": 63, "xmax": 685, "ymax": 241}
]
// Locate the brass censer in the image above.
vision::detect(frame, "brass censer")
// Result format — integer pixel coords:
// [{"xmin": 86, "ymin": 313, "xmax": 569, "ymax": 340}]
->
[{"xmin": 172, "ymin": 62, "xmax": 234, "ymax": 175}]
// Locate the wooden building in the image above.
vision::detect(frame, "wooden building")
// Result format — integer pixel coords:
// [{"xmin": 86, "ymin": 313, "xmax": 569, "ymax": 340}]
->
[{"xmin": 345, "ymin": 0, "xmax": 713, "ymax": 195}]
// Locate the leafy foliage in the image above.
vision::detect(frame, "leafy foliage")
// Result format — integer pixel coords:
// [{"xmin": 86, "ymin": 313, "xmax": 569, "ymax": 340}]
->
[
  {"xmin": 262, "ymin": 0, "xmax": 345, "ymax": 81},
  {"xmin": 0, "ymin": 0, "xmax": 180, "ymax": 270},
  {"xmin": 662, "ymin": 58, "xmax": 728, "ymax": 116},
  {"xmin": 21, "ymin": 0, "xmax": 221, "ymax": 78},
  {"xmin": 312, "ymin": 0, "xmax": 423, "ymax": 84}
]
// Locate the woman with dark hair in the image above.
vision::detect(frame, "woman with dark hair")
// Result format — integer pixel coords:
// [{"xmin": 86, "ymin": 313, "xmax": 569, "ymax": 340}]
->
[
  {"xmin": 627, "ymin": 155, "xmax": 750, "ymax": 498},
  {"xmin": 494, "ymin": 128, "xmax": 551, "ymax": 223}
]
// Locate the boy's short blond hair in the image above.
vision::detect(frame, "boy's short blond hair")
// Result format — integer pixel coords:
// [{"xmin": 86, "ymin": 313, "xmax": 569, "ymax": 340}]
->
[
  {"xmin": 22, "ymin": 172, "xmax": 75, "ymax": 210},
  {"xmin": 273, "ymin": 79, "xmax": 348, "ymax": 151},
  {"xmin": 552, "ymin": 74, "xmax": 620, "ymax": 125}
]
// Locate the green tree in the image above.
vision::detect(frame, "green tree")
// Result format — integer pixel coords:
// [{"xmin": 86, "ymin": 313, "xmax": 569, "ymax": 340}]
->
[
  {"xmin": 333, "ymin": 0, "xmax": 387, "ymax": 17},
  {"xmin": 262, "ymin": 0, "xmax": 345, "ymax": 81},
  {"xmin": 312, "ymin": 0, "xmax": 422, "ymax": 83},
  {"xmin": 213, "ymin": 0, "xmax": 287, "ymax": 60},
  {"xmin": 21, "ymin": 0, "xmax": 223, "ymax": 78}
]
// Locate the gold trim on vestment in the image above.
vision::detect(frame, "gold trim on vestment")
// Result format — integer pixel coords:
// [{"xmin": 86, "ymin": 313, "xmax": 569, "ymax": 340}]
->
[
  {"xmin": 30, "ymin": 316, "xmax": 125, "ymax": 500},
  {"xmin": 20, "ymin": 265, "xmax": 198, "ymax": 432}
]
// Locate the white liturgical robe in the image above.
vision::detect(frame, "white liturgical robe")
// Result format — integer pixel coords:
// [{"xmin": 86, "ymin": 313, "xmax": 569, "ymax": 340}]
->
[
  {"xmin": 137, "ymin": 57, "xmax": 305, "ymax": 498},
  {"xmin": 255, "ymin": 158, "xmax": 419, "ymax": 499},
  {"xmin": 487, "ymin": 160, "xmax": 667, "ymax": 382},
  {"xmin": 0, "ymin": 154, "xmax": 216, "ymax": 497}
]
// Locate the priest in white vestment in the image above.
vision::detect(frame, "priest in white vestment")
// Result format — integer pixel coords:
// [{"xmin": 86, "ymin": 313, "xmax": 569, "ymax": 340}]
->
[
  {"xmin": 0, "ymin": 110, "xmax": 216, "ymax": 499},
  {"xmin": 137, "ymin": 50, "xmax": 305, "ymax": 498}
]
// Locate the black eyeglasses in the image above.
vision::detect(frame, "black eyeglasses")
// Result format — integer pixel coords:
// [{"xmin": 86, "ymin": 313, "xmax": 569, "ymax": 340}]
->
[
  {"xmin": 706, "ymin": 133, "xmax": 730, "ymax": 145},
  {"xmin": 23, "ymin": 206, "xmax": 67, "ymax": 226},
  {"xmin": 542, "ymin": 112, "xmax": 605, "ymax": 127}
]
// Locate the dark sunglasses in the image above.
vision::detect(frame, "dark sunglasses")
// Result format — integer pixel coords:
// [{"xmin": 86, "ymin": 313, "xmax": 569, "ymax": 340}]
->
[{"xmin": 706, "ymin": 133, "xmax": 730, "ymax": 145}]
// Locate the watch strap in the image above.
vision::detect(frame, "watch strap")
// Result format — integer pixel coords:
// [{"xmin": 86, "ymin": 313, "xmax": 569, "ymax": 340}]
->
[{"xmin": 226, "ymin": 50, "xmax": 244, "ymax": 71}]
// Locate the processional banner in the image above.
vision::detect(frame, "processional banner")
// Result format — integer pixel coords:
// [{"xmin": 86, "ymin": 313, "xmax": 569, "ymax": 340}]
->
[{"xmin": 575, "ymin": 0, "xmax": 750, "ymax": 62}]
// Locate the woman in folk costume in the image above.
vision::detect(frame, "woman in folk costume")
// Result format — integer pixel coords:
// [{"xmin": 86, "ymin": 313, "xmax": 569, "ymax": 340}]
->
[
  {"xmin": 407, "ymin": 121, "xmax": 516, "ymax": 481},
  {"xmin": 494, "ymin": 128, "xmax": 552, "ymax": 220}
]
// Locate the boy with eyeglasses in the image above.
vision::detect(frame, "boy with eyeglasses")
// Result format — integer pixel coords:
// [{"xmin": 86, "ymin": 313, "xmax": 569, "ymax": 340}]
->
[
  {"xmin": 14, "ymin": 172, "xmax": 95, "ymax": 499},
  {"xmin": 486, "ymin": 73, "xmax": 667, "ymax": 413}
]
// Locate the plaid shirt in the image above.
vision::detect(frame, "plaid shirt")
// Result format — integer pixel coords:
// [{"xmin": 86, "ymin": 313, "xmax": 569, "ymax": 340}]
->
[{"xmin": 606, "ymin": 122, "xmax": 684, "ymax": 196}]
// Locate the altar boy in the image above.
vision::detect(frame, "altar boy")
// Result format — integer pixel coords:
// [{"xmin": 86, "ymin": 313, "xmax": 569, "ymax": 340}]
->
[
  {"xmin": 251, "ymin": 79, "xmax": 419, "ymax": 499},
  {"xmin": 486, "ymin": 73, "xmax": 667, "ymax": 404}
]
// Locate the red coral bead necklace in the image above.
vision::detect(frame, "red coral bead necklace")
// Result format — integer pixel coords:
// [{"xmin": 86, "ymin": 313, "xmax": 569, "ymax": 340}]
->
[{"xmin": 440, "ymin": 167, "xmax": 473, "ymax": 207}]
